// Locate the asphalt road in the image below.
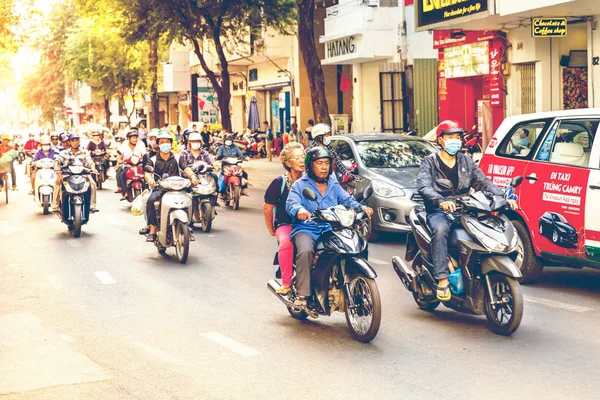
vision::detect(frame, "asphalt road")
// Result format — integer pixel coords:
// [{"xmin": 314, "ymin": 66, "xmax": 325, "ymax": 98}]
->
[{"xmin": 1, "ymin": 160, "xmax": 599, "ymax": 400}]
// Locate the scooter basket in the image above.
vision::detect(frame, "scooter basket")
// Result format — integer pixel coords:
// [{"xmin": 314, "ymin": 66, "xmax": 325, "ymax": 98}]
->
[{"xmin": 0, "ymin": 162, "xmax": 12, "ymax": 174}]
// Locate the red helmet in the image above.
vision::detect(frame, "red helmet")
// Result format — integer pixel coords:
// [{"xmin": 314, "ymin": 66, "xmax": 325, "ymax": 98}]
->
[{"xmin": 436, "ymin": 120, "xmax": 465, "ymax": 137}]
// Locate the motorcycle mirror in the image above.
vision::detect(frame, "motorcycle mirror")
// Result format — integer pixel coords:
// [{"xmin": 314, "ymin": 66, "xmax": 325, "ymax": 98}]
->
[
  {"xmin": 436, "ymin": 179, "xmax": 454, "ymax": 190},
  {"xmin": 511, "ymin": 176, "xmax": 523, "ymax": 188},
  {"xmin": 362, "ymin": 187, "xmax": 373, "ymax": 201},
  {"xmin": 144, "ymin": 165, "xmax": 154, "ymax": 173},
  {"xmin": 302, "ymin": 188, "xmax": 318, "ymax": 202}
]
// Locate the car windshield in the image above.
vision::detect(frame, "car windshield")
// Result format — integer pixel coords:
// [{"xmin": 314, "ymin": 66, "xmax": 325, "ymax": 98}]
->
[
  {"xmin": 554, "ymin": 213, "xmax": 567, "ymax": 223},
  {"xmin": 355, "ymin": 140, "xmax": 435, "ymax": 168}
]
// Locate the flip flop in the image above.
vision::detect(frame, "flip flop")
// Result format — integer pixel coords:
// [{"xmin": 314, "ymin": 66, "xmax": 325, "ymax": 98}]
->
[{"xmin": 436, "ymin": 284, "xmax": 452, "ymax": 301}]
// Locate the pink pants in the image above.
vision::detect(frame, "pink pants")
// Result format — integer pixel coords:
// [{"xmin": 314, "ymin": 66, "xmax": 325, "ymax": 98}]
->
[{"xmin": 276, "ymin": 225, "xmax": 294, "ymax": 286}]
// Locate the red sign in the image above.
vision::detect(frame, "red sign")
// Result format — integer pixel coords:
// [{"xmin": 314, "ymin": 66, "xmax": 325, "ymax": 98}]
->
[
  {"xmin": 65, "ymin": 107, "xmax": 73, "ymax": 115},
  {"xmin": 488, "ymin": 39, "xmax": 503, "ymax": 108},
  {"xmin": 433, "ymin": 30, "xmax": 496, "ymax": 49}
]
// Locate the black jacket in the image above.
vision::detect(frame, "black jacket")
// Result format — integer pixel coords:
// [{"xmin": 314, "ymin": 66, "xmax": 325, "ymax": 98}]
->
[{"xmin": 417, "ymin": 152, "xmax": 503, "ymax": 212}]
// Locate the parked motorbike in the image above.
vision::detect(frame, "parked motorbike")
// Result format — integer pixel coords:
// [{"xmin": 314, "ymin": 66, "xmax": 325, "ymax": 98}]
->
[
  {"xmin": 268, "ymin": 187, "xmax": 381, "ymax": 343},
  {"xmin": 144, "ymin": 166, "xmax": 193, "ymax": 264},
  {"xmin": 393, "ymin": 177, "xmax": 524, "ymax": 336},
  {"xmin": 57, "ymin": 163, "xmax": 94, "ymax": 238},
  {"xmin": 220, "ymin": 157, "xmax": 244, "ymax": 210},
  {"xmin": 33, "ymin": 158, "xmax": 55, "ymax": 215},
  {"xmin": 91, "ymin": 149, "xmax": 108, "ymax": 189},
  {"xmin": 190, "ymin": 161, "xmax": 217, "ymax": 233},
  {"xmin": 123, "ymin": 155, "xmax": 145, "ymax": 202},
  {"xmin": 244, "ymin": 132, "xmax": 266, "ymax": 158},
  {"xmin": 210, "ymin": 132, "xmax": 224, "ymax": 155}
]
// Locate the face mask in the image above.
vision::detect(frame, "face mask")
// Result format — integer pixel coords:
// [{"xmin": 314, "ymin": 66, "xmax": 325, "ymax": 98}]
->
[
  {"xmin": 92, "ymin": 137, "xmax": 100, "ymax": 144},
  {"xmin": 42, "ymin": 145, "xmax": 50, "ymax": 152},
  {"xmin": 159, "ymin": 143, "xmax": 172, "ymax": 153},
  {"xmin": 148, "ymin": 139, "xmax": 156, "ymax": 148},
  {"xmin": 442, "ymin": 138, "xmax": 462, "ymax": 156},
  {"xmin": 225, "ymin": 140, "xmax": 233, "ymax": 147},
  {"xmin": 191, "ymin": 142, "xmax": 201, "ymax": 150},
  {"xmin": 323, "ymin": 136, "xmax": 331, "ymax": 146}
]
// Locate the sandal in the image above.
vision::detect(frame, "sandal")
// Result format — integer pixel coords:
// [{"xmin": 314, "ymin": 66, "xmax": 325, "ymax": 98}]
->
[
  {"xmin": 293, "ymin": 297, "xmax": 307, "ymax": 308},
  {"xmin": 436, "ymin": 284, "xmax": 451, "ymax": 301},
  {"xmin": 275, "ymin": 285, "xmax": 290, "ymax": 295}
]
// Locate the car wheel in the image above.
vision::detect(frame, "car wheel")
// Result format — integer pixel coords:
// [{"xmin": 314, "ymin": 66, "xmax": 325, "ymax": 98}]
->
[
  {"xmin": 552, "ymin": 230, "xmax": 559, "ymax": 244},
  {"xmin": 512, "ymin": 220, "xmax": 544, "ymax": 284}
]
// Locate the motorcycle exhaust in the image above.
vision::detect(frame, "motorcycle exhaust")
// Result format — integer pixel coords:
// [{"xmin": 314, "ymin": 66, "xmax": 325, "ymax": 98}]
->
[
  {"xmin": 267, "ymin": 279, "xmax": 294, "ymax": 307},
  {"xmin": 392, "ymin": 256, "xmax": 418, "ymax": 292}
]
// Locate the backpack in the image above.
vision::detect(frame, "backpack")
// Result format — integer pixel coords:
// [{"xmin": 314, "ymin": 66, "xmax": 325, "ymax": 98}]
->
[{"xmin": 273, "ymin": 174, "xmax": 287, "ymax": 216}]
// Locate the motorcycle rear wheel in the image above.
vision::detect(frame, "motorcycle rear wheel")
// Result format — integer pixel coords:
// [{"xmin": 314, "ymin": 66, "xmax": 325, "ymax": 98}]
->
[
  {"xmin": 344, "ymin": 274, "xmax": 381, "ymax": 343},
  {"xmin": 173, "ymin": 220, "xmax": 189, "ymax": 264},
  {"xmin": 98, "ymin": 170, "xmax": 103, "ymax": 189}
]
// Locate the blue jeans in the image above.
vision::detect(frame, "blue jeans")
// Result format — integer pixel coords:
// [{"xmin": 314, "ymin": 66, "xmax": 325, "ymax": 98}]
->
[
  {"xmin": 427, "ymin": 211, "xmax": 452, "ymax": 280},
  {"xmin": 117, "ymin": 166, "xmax": 127, "ymax": 192}
]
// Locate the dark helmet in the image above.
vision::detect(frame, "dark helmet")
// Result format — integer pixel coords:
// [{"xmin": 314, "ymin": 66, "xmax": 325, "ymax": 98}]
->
[
  {"xmin": 68, "ymin": 132, "xmax": 80, "ymax": 141},
  {"xmin": 126, "ymin": 129, "xmax": 139, "ymax": 138},
  {"xmin": 436, "ymin": 120, "xmax": 465, "ymax": 137},
  {"xmin": 305, "ymin": 147, "xmax": 332, "ymax": 182}
]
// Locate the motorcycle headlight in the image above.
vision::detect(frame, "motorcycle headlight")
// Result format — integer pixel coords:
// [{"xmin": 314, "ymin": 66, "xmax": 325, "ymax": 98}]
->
[
  {"xmin": 39, "ymin": 170, "xmax": 54, "ymax": 180},
  {"xmin": 69, "ymin": 165, "xmax": 84, "ymax": 174},
  {"xmin": 372, "ymin": 180, "xmax": 405, "ymax": 198},
  {"xmin": 160, "ymin": 178, "xmax": 191, "ymax": 191},
  {"xmin": 334, "ymin": 208, "xmax": 355, "ymax": 228},
  {"xmin": 193, "ymin": 185, "xmax": 215, "ymax": 195},
  {"xmin": 466, "ymin": 221, "xmax": 507, "ymax": 252}
]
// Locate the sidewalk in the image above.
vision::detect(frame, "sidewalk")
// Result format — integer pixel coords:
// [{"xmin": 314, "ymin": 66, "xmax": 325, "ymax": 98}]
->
[{"xmin": 244, "ymin": 156, "xmax": 286, "ymax": 189}]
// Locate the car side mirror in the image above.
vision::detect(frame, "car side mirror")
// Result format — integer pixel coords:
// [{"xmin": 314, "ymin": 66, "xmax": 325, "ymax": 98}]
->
[
  {"xmin": 511, "ymin": 176, "xmax": 523, "ymax": 188},
  {"xmin": 302, "ymin": 188, "xmax": 317, "ymax": 202},
  {"xmin": 436, "ymin": 179, "xmax": 454, "ymax": 190},
  {"xmin": 144, "ymin": 165, "xmax": 154, "ymax": 173},
  {"xmin": 363, "ymin": 187, "xmax": 373, "ymax": 201}
]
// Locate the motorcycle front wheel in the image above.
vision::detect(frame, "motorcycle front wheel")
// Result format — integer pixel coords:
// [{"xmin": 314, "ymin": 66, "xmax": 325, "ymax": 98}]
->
[
  {"xmin": 42, "ymin": 194, "xmax": 50, "ymax": 215},
  {"xmin": 484, "ymin": 273, "xmax": 523, "ymax": 336},
  {"xmin": 72, "ymin": 204, "xmax": 82, "ymax": 238},
  {"xmin": 201, "ymin": 202, "xmax": 213, "ymax": 233},
  {"xmin": 344, "ymin": 274, "xmax": 381, "ymax": 343},
  {"xmin": 232, "ymin": 185, "xmax": 240, "ymax": 210},
  {"xmin": 173, "ymin": 220, "xmax": 189, "ymax": 264}
]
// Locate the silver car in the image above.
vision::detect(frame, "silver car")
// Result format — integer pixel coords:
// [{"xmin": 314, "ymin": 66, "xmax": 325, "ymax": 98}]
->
[{"xmin": 329, "ymin": 134, "xmax": 437, "ymax": 240}]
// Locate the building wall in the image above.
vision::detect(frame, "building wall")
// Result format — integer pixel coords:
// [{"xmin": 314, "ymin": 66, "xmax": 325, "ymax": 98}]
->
[
  {"xmin": 404, "ymin": 4, "xmax": 437, "ymax": 64},
  {"xmin": 590, "ymin": 16, "xmax": 600, "ymax": 108},
  {"xmin": 359, "ymin": 61, "xmax": 382, "ymax": 132}
]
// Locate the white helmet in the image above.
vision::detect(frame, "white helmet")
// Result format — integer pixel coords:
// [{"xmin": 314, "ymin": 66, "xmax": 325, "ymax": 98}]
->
[
  {"xmin": 188, "ymin": 131, "xmax": 201, "ymax": 142},
  {"xmin": 40, "ymin": 135, "xmax": 51, "ymax": 145},
  {"xmin": 311, "ymin": 123, "xmax": 332, "ymax": 140},
  {"xmin": 147, "ymin": 129, "xmax": 159, "ymax": 138}
]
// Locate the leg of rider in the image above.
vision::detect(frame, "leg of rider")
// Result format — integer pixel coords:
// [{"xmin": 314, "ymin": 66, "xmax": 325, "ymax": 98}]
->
[
  {"xmin": 293, "ymin": 232, "xmax": 316, "ymax": 298},
  {"xmin": 146, "ymin": 189, "xmax": 164, "ymax": 234},
  {"xmin": 88, "ymin": 177, "xmax": 97, "ymax": 210},
  {"xmin": 30, "ymin": 168, "xmax": 36, "ymax": 193},
  {"xmin": 117, "ymin": 167, "xmax": 127, "ymax": 192},
  {"xmin": 241, "ymin": 171, "xmax": 249, "ymax": 196},
  {"xmin": 427, "ymin": 211, "xmax": 452, "ymax": 282},
  {"xmin": 276, "ymin": 225, "xmax": 294, "ymax": 287},
  {"xmin": 51, "ymin": 183, "xmax": 62, "ymax": 210},
  {"xmin": 10, "ymin": 162, "xmax": 17, "ymax": 189}
]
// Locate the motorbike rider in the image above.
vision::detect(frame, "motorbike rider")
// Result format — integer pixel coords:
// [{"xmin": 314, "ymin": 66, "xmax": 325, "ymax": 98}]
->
[
  {"xmin": 52, "ymin": 132, "xmax": 99, "ymax": 213},
  {"xmin": 30, "ymin": 135, "xmax": 57, "ymax": 195},
  {"xmin": 143, "ymin": 129, "xmax": 159, "ymax": 167},
  {"xmin": 181, "ymin": 131, "xmax": 219, "ymax": 188},
  {"xmin": 87, "ymin": 130, "xmax": 109, "ymax": 177},
  {"xmin": 286, "ymin": 147, "xmax": 374, "ymax": 308},
  {"xmin": 308, "ymin": 123, "xmax": 352, "ymax": 182},
  {"xmin": 23, "ymin": 133, "xmax": 39, "ymax": 153},
  {"xmin": 116, "ymin": 130, "xmax": 146, "ymax": 198},
  {"xmin": 263, "ymin": 143, "xmax": 306, "ymax": 295},
  {"xmin": 55, "ymin": 132, "xmax": 71, "ymax": 153},
  {"xmin": 0, "ymin": 134, "xmax": 17, "ymax": 190},
  {"xmin": 141, "ymin": 130, "xmax": 199, "ymax": 242},
  {"xmin": 417, "ymin": 120, "xmax": 518, "ymax": 301},
  {"xmin": 201, "ymin": 125, "xmax": 211, "ymax": 149},
  {"xmin": 216, "ymin": 134, "xmax": 249, "ymax": 196},
  {"xmin": 50, "ymin": 133, "xmax": 60, "ymax": 150}
]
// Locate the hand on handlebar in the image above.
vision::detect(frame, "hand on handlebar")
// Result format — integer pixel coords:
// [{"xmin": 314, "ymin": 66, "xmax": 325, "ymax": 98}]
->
[
  {"xmin": 297, "ymin": 209, "xmax": 312, "ymax": 221},
  {"xmin": 363, "ymin": 207, "xmax": 374, "ymax": 218},
  {"xmin": 440, "ymin": 201, "xmax": 456, "ymax": 213},
  {"xmin": 507, "ymin": 199, "xmax": 518, "ymax": 210}
]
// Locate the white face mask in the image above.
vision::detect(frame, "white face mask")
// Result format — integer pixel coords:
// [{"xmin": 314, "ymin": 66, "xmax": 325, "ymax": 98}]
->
[
  {"xmin": 225, "ymin": 140, "xmax": 233, "ymax": 147},
  {"xmin": 191, "ymin": 142, "xmax": 201, "ymax": 150},
  {"xmin": 42, "ymin": 145, "xmax": 50, "ymax": 152}
]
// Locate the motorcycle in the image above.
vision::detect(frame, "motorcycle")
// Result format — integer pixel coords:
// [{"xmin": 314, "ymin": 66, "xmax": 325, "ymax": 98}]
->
[
  {"xmin": 123, "ymin": 155, "xmax": 145, "ymax": 203},
  {"xmin": 244, "ymin": 132, "xmax": 266, "ymax": 158},
  {"xmin": 190, "ymin": 161, "xmax": 218, "ymax": 233},
  {"xmin": 33, "ymin": 158, "xmax": 55, "ymax": 215},
  {"xmin": 209, "ymin": 132, "xmax": 225, "ymax": 155},
  {"xmin": 16, "ymin": 144, "xmax": 25, "ymax": 164},
  {"xmin": 268, "ymin": 187, "xmax": 381, "ymax": 342},
  {"xmin": 220, "ymin": 157, "xmax": 244, "ymax": 210},
  {"xmin": 143, "ymin": 166, "xmax": 193, "ymax": 264},
  {"xmin": 91, "ymin": 149, "xmax": 108, "ymax": 189},
  {"xmin": 393, "ymin": 177, "xmax": 524, "ymax": 336},
  {"xmin": 57, "ymin": 163, "xmax": 94, "ymax": 238}
]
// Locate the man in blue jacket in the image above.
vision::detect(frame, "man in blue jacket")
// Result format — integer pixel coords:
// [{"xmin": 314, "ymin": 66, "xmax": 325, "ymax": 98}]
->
[
  {"xmin": 286, "ymin": 147, "xmax": 373, "ymax": 308},
  {"xmin": 417, "ymin": 120, "xmax": 516, "ymax": 301}
]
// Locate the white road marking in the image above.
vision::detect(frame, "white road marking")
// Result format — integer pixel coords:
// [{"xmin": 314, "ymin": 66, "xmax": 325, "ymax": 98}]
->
[
  {"xmin": 200, "ymin": 332, "xmax": 261, "ymax": 357},
  {"xmin": 208, "ymin": 234, "xmax": 215, "ymax": 237},
  {"xmin": 67, "ymin": 239, "xmax": 82, "ymax": 248},
  {"xmin": 47, "ymin": 275, "xmax": 62, "ymax": 289},
  {"xmin": 94, "ymin": 271, "xmax": 116, "ymax": 285},
  {"xmin": 369, "ymin": 258, "xmax": 389, "ymax": 265},
  {"xmin": 133, "ymin": 342, "xmax": 183, "ymax": 365},
  {"xmin": 524, "ymin": 295, "xmax": 594, "ymax": 313},
  {"xmin": 0, "ymin": 220, "xmax": 17, "ymax": 235},
  {"xmin": 9, "ymin": 263, "xmax": 19, "ymax": 267}
]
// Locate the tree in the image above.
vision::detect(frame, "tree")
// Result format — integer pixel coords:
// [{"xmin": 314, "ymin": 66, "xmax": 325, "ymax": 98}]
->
[
  {"xmin": 120, "ymin": 0, "xmax": 296, "ymax": 131},
  {"xmin": 297, "ymin": 0, "xmax": 330, "ymax": 125}
]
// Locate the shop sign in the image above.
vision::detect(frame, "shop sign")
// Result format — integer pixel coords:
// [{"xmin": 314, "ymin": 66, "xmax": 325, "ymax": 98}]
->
[
  {"xmin": 325, "ymin": 36, "xmax": 356, "ymax": 59},
  {"xmin": 489, "ymin": 40, "xmax": 502, "ymax": 107},
  {"xmin": 531, "ymin": 18, "xmax": 567, "ymax": 38},
  {"xmin": 443, "ymin": 41, "xmax": 489, "ymax": 78},
  {"xmin": 433, "ymin": 30, "xmax": 495, "ymax": 49},
  {"xmin": 417, "ymin": 0, "xmax": 489, "ymax": 30}
]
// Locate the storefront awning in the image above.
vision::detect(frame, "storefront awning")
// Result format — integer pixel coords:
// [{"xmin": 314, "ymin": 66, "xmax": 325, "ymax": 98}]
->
[{"xmin": 247, "ymin": 82, "xmax": 290, "ymax": 91}]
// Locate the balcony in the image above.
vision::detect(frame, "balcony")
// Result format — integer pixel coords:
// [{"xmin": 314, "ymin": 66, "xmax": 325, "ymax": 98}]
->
[
  {"xmin": 160, "ymin": 48, "xmax": 191, "ymax": 93},
  {"xmin": 320, "ymin": 0, "xmax": 399, "ymax": 64}
]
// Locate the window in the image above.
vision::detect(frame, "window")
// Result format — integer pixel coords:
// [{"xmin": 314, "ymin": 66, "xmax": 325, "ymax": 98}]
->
[
  {"xmin": 380, "ymin": 71, "xmax": 405, "ymax": 133},
  {"xmin": 497, "ymin": 120, "xmax": 551, "ymax": 159},
  {"xmin": 355, "ymin": 139, "xmax": 435, "ymax": 168},
  {"xmin": 332, "ymin": 140, "xmax": 356, "ymax": 167},
  {"xmin": 536, "ymin": 119, "xmax": 600, "ymax": 167}
]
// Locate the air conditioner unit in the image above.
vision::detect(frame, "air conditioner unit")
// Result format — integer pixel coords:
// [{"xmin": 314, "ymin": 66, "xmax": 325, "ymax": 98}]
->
[{"xmin": 254, "ymin": 38, "xmax": 265, "ymax": 55}]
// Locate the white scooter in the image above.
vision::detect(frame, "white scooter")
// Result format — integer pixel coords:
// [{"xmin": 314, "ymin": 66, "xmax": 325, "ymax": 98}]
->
[{"xmin": 33, "ymin": 158, "xmax": 55, "ymax": 215}]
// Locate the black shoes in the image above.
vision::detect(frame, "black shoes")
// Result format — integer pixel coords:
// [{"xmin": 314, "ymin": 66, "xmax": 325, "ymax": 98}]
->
[{"xmin": 139, "ymin": 226, "xmax": 150, "ymax": 235}]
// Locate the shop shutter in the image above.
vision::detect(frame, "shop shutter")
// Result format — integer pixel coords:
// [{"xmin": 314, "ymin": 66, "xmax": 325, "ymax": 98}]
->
[
  {"xmin": 413, "ymin": 59, "xmax": 438, "ymax": 136},
  {"xmin": 517, "ymin": 63, "xmax": 536, "ymax": 114},
  {"xmin": 379, "ymin": 63, "xmax": 405, "ymax": 133}
]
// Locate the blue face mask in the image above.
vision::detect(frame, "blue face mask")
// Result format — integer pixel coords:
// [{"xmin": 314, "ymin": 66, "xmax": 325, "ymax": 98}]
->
[
  {"xmin": 442, "ymin": 138, "xmax": 462, "ymax": 156},
  {"xmin": 323, "ymin": 136, "xmax": 331, "ymax": 146},
  {"xmin": 159, "ymin": 143, "xmax": 172, "ymax": 153}
]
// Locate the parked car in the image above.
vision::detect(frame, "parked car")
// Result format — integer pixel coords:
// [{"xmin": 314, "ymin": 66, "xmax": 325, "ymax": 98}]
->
[
  {"xmin": 539, "ymin": 211, "xmax": 578, "ymax": 247},
  {"xmin": 329, "ymin": 133, "xmax": 437, "ymax": 240},
  {"xmin": 480, "ymin": 108, "xmax": 600, "ymax": 283}
]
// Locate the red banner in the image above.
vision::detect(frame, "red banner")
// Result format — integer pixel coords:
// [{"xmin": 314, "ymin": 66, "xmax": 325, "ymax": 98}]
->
[
  {"xmin": 488, "ymin": 39, "xmax": 503, "ymax": 108},
  {"xmin": 433, "ymin": 30, "xmax": 496, "ymax": 49}
]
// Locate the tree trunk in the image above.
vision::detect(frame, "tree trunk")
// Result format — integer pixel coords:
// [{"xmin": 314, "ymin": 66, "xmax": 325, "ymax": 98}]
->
[
  {"xmin": 298, "ymin": 0, "xmax": 330, "ymax": 126},
  {"xmin": 104, "ymin": 96, "xmax": 111, "ymax": 128},
  {"xmin": 149, "ymin": 38, "xmax": 160, "ymax": 129}
]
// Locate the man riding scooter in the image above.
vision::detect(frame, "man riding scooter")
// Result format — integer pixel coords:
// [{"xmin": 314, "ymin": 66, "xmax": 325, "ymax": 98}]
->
[
  {"xmin": 416, "ymin": 120, "xmax": 517, "ymax": 301},
  {"xmin": 30, "ymin": 135, "xmax": 57, "ymax": 195},
  {"xmin": 0, "ymin": 134, "xmax": 18, "ymax": 191},
  {"xmin": 182, "ymin": 131, "xmax": 219, "ymax": 188},
  {"xmin": 116, "ymin": 130, "xmax": 146, "ymax": 199},
  {"xmin": 140, "ymin": 131, "xmax": 199, "ymax": 242},
  {"xmin": 216, "ymin": 134, "xmax": 249, "ymax": 197},
  {"xmin": 286, "ymin": 147, "xmax": 374, "ymax": 308}
]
